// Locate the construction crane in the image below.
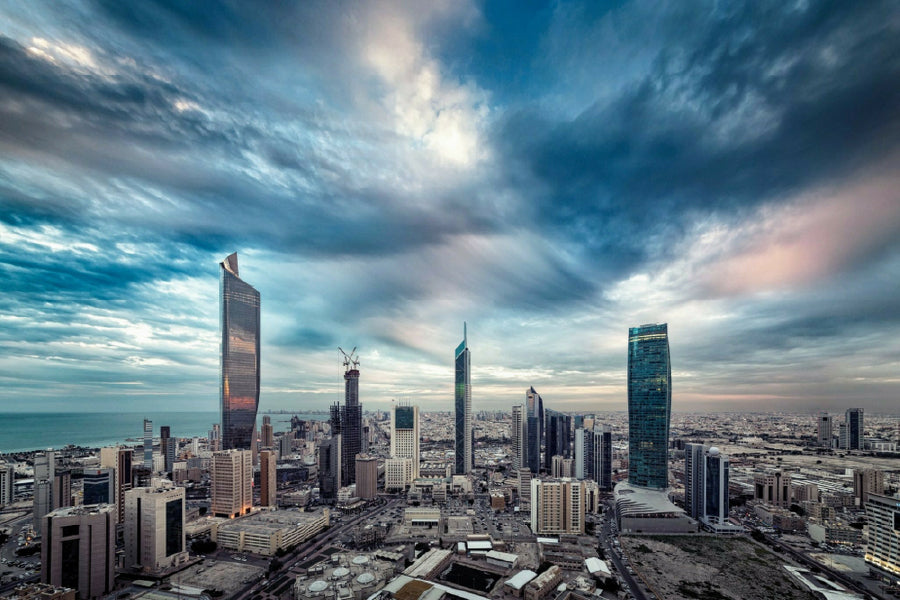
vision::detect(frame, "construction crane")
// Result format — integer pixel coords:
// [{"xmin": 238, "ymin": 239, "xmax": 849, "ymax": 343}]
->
[{"xmin": 338, "ymin": 346, "xmax": 360, "ymax": 371}]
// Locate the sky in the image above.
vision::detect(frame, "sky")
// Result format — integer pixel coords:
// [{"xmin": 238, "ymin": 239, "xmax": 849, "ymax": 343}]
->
[{"xmin": 1, "ymin": 1, "xmax": 899, "ymax": 415}]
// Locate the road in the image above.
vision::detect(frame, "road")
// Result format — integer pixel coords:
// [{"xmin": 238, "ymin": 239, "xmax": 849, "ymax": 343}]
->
[{"xmin": 599, "ymin": 517, "xmax": 650, "ymax": 600}]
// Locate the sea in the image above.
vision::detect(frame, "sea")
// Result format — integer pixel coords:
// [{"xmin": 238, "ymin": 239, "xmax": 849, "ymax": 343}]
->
[{"xmin": 0, "ymin": 411, "xmax": 329, "ymax": 454}]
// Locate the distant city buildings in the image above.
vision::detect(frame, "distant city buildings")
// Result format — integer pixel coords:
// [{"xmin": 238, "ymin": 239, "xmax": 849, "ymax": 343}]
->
[
  {"xmin": 220, "ymin": 252, "xmax": 261, "ymax": 451},
  {"xmin": 544, "ymin": 409, "xmax": 572, "ymax": 472},
  {"xmin": 842, "ymin": 408, "xmax": 864, "ymax": 450},
  {"xmin": 210, "ymin": 449, "xmax": 252, "ymax": 518},
  {"xmin": 817, "ymin": 412, "xmax": 833, "ymax": 447},
  {"xmin": 627, "ymin": 323, "xmax": 671, "ymax": 489},
  {"xmin": 454, "ymin": 323, "xmax": 472, "ymax": 475},
  {"xmin": 160, "ymin": 425, "xmax": 175, "ymax": 473},
  {"xmin": 0, "ymin": 461, "xmax": 12, "ymax": 506}
]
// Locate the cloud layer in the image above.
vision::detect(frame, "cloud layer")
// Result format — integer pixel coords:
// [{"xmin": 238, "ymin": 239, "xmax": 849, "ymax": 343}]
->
[{"xmin": 1, "ymin": 0, "xmax": 899, "ymax": 414}]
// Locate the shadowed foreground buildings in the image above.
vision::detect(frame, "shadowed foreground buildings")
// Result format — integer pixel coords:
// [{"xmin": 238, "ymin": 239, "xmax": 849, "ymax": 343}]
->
[
  {"xmin": 865, "ymin": 493, "xmax": 900, "ymax": 583},
  {"xmin": 123, "ymin": 483, "xmax": 187, "ymax": 574},
  {"xmin": 220, "ymin": 252, "xmax": 261, "ymax": 451},
  {"xmin": 41, "ymin": 505, "xmax": 116, "ymax": 600}
]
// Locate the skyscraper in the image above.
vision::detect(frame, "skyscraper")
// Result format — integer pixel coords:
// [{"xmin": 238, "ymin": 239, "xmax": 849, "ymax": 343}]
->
[
  {"xmin": 511, "ymin": 405, "xmax": 526, "ymax": 471},
  {"xmin": 355, "ymin": 455, "xmax": 378, "ymax": 500},
  {"xmin": 100, "ymin": 446, "xmax": 133, "ymax": 523},
  {"xmin": 82, "ymin": 468, "xmax": 115, "ymax": 505},
  {"xmin": 627, "ymin": 323, "xmax": 671, "ymax": 489},
  {"xmin": 391, "ymin": 403, "xmax": 420, "ymax": 481},
  {"xmin": 332, "ymin": 348, "xmax": 362, "ymax": 486},
  {"xmin": 143, "ymin": 419, "xmax": 153, "ymax": 469},
  {"xmin": 845, "ymin": 408, "xmax": 864, "ymax": 450},
  {"xmin": 526, "ymin": 387, "xmax": 543, "ymax": 474},
  {"xmin": 220, "ymin": 252, "xmax": 261, "ymax": 451},
  {"xmin": 160, "ymin": 426, "xmax": 175, "ymax": 473},
  {"xmin": 544, "ymin": 409, "xmax": 572, "ymax": 471},
  {"xmin": 817, "ymin": 412, "xmax": 833, "ymax": 448},
  {"xmin": 318, "ymin": 435, "xmax": 341, "ymax": 501},
  {"xmin": 684, "ymin": 444, "xmax": 730, "ymax": 526},
  {"xmin": 454, "ymin": 323, "xmax": 472, "ymax": 475},
  {"xmin": 595, "ymin": 426, "xmax": 612, "ymax": 491},
  {"xmin": 0, "ymin": 462, "xmax": 13, "ymax": 507}
]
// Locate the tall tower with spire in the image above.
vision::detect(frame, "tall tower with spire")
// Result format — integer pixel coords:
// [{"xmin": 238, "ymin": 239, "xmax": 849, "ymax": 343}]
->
[{"xmin": 454, "ymin": 323, "xmax": 472, "ymax": 475}]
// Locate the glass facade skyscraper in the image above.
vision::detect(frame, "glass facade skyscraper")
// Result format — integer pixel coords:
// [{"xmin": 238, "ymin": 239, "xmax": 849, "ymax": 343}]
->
[
  {"xmin": 220, "ymin": 253, "xmax": 260, "ymax": 451},
  {"xmin": 454, "ymin": 323, "xmax": 472, "ymax": 475},
  {"xmin": 526, "ymin": 386, "xmax": 543, "ymax": 474},
  {"xmin": 627, "ymin": 323, "xmax": 671, "ymax": 489}
]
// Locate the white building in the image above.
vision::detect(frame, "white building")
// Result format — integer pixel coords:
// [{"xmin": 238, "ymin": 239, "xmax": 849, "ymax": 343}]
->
[
  {"xmin": 391, "ymin": 403, "xmax": 420, "ymax": 481},
  {"xmin": 530, "ymin": 478, "xmax": 584, "ymax": 535},
  {"xmin": 213, "ymin": 509, "xmax": 329, "ymax": 556},
  {"xmin": 385, "ymin": 457, "xmax": 413, "ymax": 491}
]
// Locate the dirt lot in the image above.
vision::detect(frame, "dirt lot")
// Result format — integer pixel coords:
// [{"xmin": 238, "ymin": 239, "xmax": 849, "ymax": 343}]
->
[{"xmin": 619, "ymin": 535, "xmax": 817, "ymax": 600}]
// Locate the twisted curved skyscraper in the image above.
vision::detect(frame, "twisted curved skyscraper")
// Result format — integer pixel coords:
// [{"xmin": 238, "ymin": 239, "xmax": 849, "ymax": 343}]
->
[
  {"xmin": 627, "ymin": 323, "xmax": 671, "ymax": 489},
  {"xmin": 220, "ymin": 252, "xmax": 260, "ymax": 450},
  {"xmin": 455, "ymin": 323, "xmax": 472, "ymax": 475}
]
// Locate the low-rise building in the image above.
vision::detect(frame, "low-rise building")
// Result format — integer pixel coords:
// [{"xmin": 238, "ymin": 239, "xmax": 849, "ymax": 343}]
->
[
  {"xmin": 213, "ymin": 509, "xmax": 329, "ymax": 556},
  {"xmin": 524, "ymin": 565, "xmax": 562, "ymax": 600}
]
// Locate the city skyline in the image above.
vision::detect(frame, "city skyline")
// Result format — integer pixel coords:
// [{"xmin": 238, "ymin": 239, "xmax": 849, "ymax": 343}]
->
[{"xmin": 2, "ymin": 2, "xmax": 900, "ymax": 414}]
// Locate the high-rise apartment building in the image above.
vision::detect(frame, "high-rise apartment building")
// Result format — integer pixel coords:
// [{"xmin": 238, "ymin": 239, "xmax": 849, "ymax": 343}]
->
[
  {"xmin": 627, "ymin": 323, "xmax": 672, "ymax": 489},
  {"xmin": 455, "ymin": 324, "xmax": 472, "ymax": 475},
  {"xmin": 844, "ymin": 408, "xmax": 864, "ymax": 450},
  {"xmin": 259, "ymin": 450, "xmax": 277, "ymax": 508},
  {"xmin": 318, "ymin": 435, "xmax": 341, "ymax": 501},
  {"xmin": 160, "ymin": 426, "xmax": 176, "ymax": 473},
  {"xmin": 511, "ymin": 405, "xmax": 527, "ymax": 471},
  {"xmin": 684, "ymin": 443, "xmax": 705, "ymax": 520},
  {"xmin": 391, "ymin": 403, "xmax": 419, "ymax": 481},
  {"xmin": 530, "ymin": 478, "xmax": 585, "ymax": 535},
  {"xmin": 331, "ymin": 349, "xmax": 362, "ymax": 486},
  {"xmin": 517, "ymin": 469, "xmax": 532, "ymax": 505},
  {"xmin": 220, "ymin": 252, "xmax": 261, "ymax": 451},
  {"xmin": 143, "ymin": 419, "xmax": 153, "ymax": 469},
  {"xmin": 210, "ymin": 450, "xmax": 252, "ymax": 518},
  {"xmin": 82, "ymin": 469, "xmax": 115, "ymax": 505},
  {"xmin": 0, "ymin": 462, "xmax": 13, "ymax": 507},
  {"xmin": 123, "ymin": 483, "xmax": 186, "ymax": 573},
  {"xmin": 33, "ymin": 451, "xmax": 54, "ymax": 536},
  {"xmin": 261, "ymin": 416, "xmax": 274, "ymax": 449},
  {"xmin": 526, "ymin": 387, "xmax": 543, "ymax": 474},
  {"xmin": 595, "ymin": 427, "xmax": 612, "ymax": 491},
  {"xmin": 817, "ymin": 412, "xmax": 833, "ymax": 447},
  {"xmin": 864, "ymin": 493, "xmax": 900, "ymax": 582},
  {"xmin": 854, "ymin": 469, "xmax": 885, "ymax": 506},
  {"xmin": 355, "ymin": 455, "xmax": 378, "ymax": 500},
  {"xmin": 41, "ymin": 505, "xmax": 116, "ymax": 599},
  {"xmin": 544, "ymin": 409, "xmax": 572, "ymax": 471},
  {"xmin": 685, "ymin": 445, "xmax": 730, "ymax": 525}
]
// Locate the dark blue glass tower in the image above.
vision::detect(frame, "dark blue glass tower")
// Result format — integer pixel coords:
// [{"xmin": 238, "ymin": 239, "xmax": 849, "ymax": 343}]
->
[
  {"xmin": 220, "ymin": 253, "xmax": 261, "ymax": 451},
  {"xmin": 627, "ymin": 323, "xmax": 671, "ymax": 489},
  {"xmin": 454, "ymin": 324, "xmax": 472, "ymax": 475},
  {"xmin": 526, "ymin": 387, "xmax": 543, "ymax": 473}
]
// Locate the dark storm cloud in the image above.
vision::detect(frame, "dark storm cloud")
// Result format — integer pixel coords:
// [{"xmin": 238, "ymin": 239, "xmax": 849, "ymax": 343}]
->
[{"xmin": 496, "ymin": 0, "xmax": 900, "ymax": 266}]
